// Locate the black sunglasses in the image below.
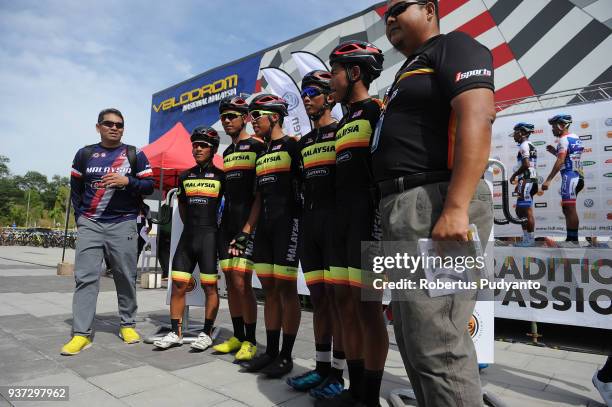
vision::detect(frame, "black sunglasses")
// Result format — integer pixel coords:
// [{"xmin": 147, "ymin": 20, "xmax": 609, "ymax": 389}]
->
[
  {"xmin": 384, "ymin": 1, "xmax": 426, "ymax": 24},
  {"xmin": 99, "ymin": 120, "xmax": 124, "ymax": 129}
]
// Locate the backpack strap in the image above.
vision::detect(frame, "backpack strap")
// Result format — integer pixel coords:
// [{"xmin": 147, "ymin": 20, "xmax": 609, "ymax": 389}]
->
[{"xmin": 126, "ymin": 145, "xmax": 137, "ymax": 177}]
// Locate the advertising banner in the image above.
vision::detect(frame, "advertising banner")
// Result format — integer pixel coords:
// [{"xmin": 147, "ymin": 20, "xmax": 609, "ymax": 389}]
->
[
  {"xmin": 491, "ymin": 99, "xmax": 612, "ymax": 237},
  {"xmin": 260, "ymin": 67, "xmax": 311, "ymax": 138},
  {"xmin": 150, "ymin": 53, "xmax": 263, "ymax": 143},
  {"xmin": 493, "ymin": 246, "xmax": 611, "ymax": 329}
]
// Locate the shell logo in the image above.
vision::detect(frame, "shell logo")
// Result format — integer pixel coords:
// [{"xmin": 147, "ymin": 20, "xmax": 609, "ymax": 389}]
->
[
  {"xmin": 493, "ymin": 167, "xmax": 501, "ymax": 175},
  {"xmin": 468, "ymin": 315, "xmax": 479, "ymax": 338},
  {"xmin": 607, "ymin": 131, "xmax": 612, "ymax": 138},
  {"xmin": 580, "ymin": 122, "xmax": 589, "ymax": 129}
]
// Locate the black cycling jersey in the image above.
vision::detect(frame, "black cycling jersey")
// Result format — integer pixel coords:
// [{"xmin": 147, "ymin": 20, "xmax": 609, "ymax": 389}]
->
[
  {"xmin": 371, "ymin": 32, "xmax": 495, "ymax": 182},
  {"xmin": 222, "ymin": 137, "xmax": 265, "ymax": 205},
  {"xmin": 335, "ymin": 98, "xmax": 381, "ymax": 193},
  {"xmin": 298, "ymin": 122, "xmax": 338, "ymax": 209},
  {"xmin": 177, "ymin": 163, "xmax": 224, "ymax": 228},
  {"xmin": 256, "ymin": 135, "xmax": 301, "ymax": 209}
]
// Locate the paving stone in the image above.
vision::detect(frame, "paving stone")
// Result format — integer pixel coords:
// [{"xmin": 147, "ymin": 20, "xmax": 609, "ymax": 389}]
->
[
  {"xmin": 11, "ymin": 388, "xmax": 128, "ymax": 407},
  {"xmin": 61, "ymin": 346, "xmax": 145, "ymax": 378},
  {"xmin": 88, "ymin": 365, "xmax": 182, "ymax": 398},
  {"xmin": 507, "ymin": 342, "xmax": 570, "ymax": 359},
  {"xmin": 565, "ymin": 351, "xmax": 609, "ymax": 365},
  {"xmin": 479, "ymin": 364, "xmax": 550, "ymax": 391},
  {"xmin": 214, "ymin": 376, "xmax": 303, "ymax": 407},
  {"xmin": 212, "ymin": 400, "xmax": 250, "ymax": 407},
  {"xmin": 547, "ymin": 374, "xmax": 605, "ymax": 405},
  {"xmin": 493, "ymin": 349, "xmax": 538, "ymax": 369},
  {"xmin": 0, "ymin": 314, "xmax": 56, "ymax": 331},
  {"xmin": 142, "ymin": 346, "xmax": 216, "ymax": 371},
  {"xmin": 524, "ymin": 355, "xmax": 599, "ymax": 381},
  {"xmin": 0, "ymin": 359, "xmax": 64, "ymax": 385},
  {"xmin": 0, "ymin": 345, "xmax": 46, "ymax": 366},
  {"xmin": 12, "ymin": 371, "xmax": 99, "ymax": 396},
  {"xmin": 494, "ymin": 340, "xmax": 512, "ymax": 351},
  {"xmin": 499, "ymin": 383, "xmax": 590, "ymax": 406},
  {"xmin": 121, "ymin": 380, "xmax": 227, "ymax": 407}
]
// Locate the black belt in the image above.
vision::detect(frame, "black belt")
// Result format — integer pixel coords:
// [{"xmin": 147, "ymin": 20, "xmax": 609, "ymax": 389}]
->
[{"xmin": 377, "ymin": 171, "xmax": 452, "ymax": 199}]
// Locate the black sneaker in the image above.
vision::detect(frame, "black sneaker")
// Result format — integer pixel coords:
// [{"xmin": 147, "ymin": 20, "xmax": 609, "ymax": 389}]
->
[
  {"xmin": 314, "ymin": 390, "xmax": 360, "ymax": 407},
  {"xmin": 260, "ymin": 355, "xmax": 294, "ymax": 378},
  {"xmin": 241, "ymin": 353, "xmax": 275, "ymax": 372}
]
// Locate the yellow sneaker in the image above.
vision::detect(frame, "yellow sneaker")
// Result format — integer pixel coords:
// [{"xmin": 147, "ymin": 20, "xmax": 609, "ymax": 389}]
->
[
  {"xmin": 119, "ymin": 327, "xmax": 141, "ymax": 344},
  {"xmin": 235, "ymin": 340, "xmax": 257, "ymax": 361},
  {"xmin": 61, "ymin": 335, "xmax": 92, "ymax": 356},
  {"xmin": 212, "ymin": 336, "xmax": 242, "ymax": 353}
]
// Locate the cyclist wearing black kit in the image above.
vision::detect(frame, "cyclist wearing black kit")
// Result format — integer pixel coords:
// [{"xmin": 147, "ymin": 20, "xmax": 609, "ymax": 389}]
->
[
  {"xmin": 242, "ymin": 94, "xmax": 302, "ymax": 379},
  {"xmin": 154, "ymin": 127, "xmax": 224, "ymax": 352}
]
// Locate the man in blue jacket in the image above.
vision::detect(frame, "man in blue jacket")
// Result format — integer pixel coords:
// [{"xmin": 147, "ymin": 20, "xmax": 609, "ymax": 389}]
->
[{"xmin": 62, "ymin": 108, "xmax": 154, "ymax": 355}]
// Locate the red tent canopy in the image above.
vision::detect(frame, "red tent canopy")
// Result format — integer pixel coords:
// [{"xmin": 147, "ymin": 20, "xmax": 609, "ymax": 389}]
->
[{"xmin": 142, "ymin": 122, "xmax": 223, "ymax": 193}]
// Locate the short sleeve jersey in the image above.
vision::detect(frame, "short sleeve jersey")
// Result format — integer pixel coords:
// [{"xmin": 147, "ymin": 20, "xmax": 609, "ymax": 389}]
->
[
  {"xmin": 516, "ymin": 141, "xmax": 537, "ymax": 180},
  {"xmin": 256, "ymin": 135, "xmax": 301, "ymax": 207},
  {"xmin": 335, "ymin": 98, "xmax": 381, "ymax": 192},
  {"xmin": 70, "ymin": 144, "xmax": 153, "ymax": 223},
  {"xmin": 556, "ymin": 134, "xmax": 583, "ymax": 174},
  {"xmin": 177, "ymin": 163, "xmax": 225, "ymax": 228},
  {"xmin": 298, "ymin": 122, "xmax": 338, "ymax": 206},
  {"xmin": 371, "ymin": 32, "xmax": 495, "ymax": 182},
  {"xmin": 222, "ymin": 137, "xmax": 265, "ymax": 204}
]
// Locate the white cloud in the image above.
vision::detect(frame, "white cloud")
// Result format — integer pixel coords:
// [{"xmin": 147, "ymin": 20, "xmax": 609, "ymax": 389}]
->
[{"xmin": 0, "ymin": 0, "xmax": 376, "ymax": 178}]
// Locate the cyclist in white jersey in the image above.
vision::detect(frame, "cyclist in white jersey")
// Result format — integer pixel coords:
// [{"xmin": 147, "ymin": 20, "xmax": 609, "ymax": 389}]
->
[{"xmin": 509, "ymin": 122, "xmax": 538, "ymax": 246}]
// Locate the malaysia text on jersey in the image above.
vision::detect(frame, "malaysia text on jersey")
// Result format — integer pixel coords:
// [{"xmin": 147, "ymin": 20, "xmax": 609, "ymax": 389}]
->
[
  {"xmin": 176, "ymin": 163, "xmax": 225, "ymax": 228},
  {"xmin": 222, "ymin": 137, "xmax": 265, "ymax": 204},
  {"xmin": 298, "ymin": 122, "xmax": 338, "ymax": 209},
  {"xmin": 371, "ymin": 32, "xmax": 494, "ymax": 182},
  {"xmin": 70, "ymin": 144, "xmax": 153, "ymax": 223},
  {"xmin": 335, "ymin": 98, "xmax": 381, "ymax": 192},
  {"xmin": 253, "ymin": 135, "xmax": 302, "ymax": 281}
]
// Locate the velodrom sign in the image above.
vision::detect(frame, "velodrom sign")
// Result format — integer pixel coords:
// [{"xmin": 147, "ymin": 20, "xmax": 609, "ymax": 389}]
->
[{"xmin": 149, "ymin": 53, "xmax": 262, "ymax": 143}]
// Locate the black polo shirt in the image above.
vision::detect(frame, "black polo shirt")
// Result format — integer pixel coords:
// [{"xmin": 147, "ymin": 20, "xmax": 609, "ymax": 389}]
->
[{"xmin": 371, "ymin": 32, "xmax": 494, "ymax": 183}]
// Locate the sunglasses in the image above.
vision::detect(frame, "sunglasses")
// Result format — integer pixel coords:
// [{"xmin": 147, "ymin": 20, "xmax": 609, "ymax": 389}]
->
[
  {"xmin": 220, "ymin": 111, "xmax": 243, "ymax": 121},
  {"xmin": 384, "ymin": 1, "xmax": 426, "ymax": 24},
  {"xmin": 301, "ymin": 87, "xmax": 323, "ymax": 98},
  {"xmin": 249, "ymin": 110, "xmax": 277, "ymax": 121},
  {"xmin": 99, "ymin": 120, "xmax": 124, "ymax": 129},
  {"xmin": 192, "ymin": 141, "xmax": 213, "ymax": 149}
]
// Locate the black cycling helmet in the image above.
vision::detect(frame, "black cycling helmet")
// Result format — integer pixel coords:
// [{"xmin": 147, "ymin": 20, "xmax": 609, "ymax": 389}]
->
[
  {"xmin": 513, "ymin": 122, "xmax": 535, "ymax": 134},
  {"xmin": 548, "ymin": 114, "xmax": 572, "ymax": 126},
  {"xmin": 248, "ymin": 94, "xmax": 289, "ymax": 117},
  {"xmin": 329, "ymin": 40, "xmax": 384, "ymax": 81},
  {"xmin": 301, "ymin": 70, "xmax": 333, "ymax": 93},
  {"xmin": 218, "ymin": 96, "xmax": 249, "ymax": 114},
  {"xmin": 190, "ymin": 126, "xmax": 220, "ymax": 150}
]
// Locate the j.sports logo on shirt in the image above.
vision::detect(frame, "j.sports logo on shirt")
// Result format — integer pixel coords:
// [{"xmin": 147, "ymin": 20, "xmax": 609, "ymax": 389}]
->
[{"xmin": 455, "ymin": 68, "xmax": 492, "ymax": 83}]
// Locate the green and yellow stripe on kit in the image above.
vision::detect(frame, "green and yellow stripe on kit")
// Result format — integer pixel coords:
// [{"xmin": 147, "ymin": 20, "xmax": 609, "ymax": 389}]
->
[
  {"xmin": 171, "ymin": 270, "xmax": 192, "ymax": 283},
  {"xmin": 304, "ymin": 269, "xmax": 325, "ymax": 286},
  {"xmin": 254, "ymin": 263, "xmax": 298, "ymax": 280}
]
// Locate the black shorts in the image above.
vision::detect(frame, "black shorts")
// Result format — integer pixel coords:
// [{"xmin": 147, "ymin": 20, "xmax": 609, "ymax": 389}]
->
[
  {"xmin": 299, "ymin": 206, "xmax": 334, "ymax": 287},
  {"xmin": 253, "ymin": 206, "xmax": 300, "ymax": 281},
  {"xmin": 218, "ymin": 202, "xmax": 254, "ymax": 274},
  {"xmin": 171, "ymin": 226, "xmax": 218, "ymax": 285},
  {"xmin": 330, "ymin": 192, "xmax": 381, "ymax": 287}
]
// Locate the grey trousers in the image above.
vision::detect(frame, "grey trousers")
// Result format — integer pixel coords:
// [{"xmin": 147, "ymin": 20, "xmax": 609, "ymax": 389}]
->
[
  {"xmin": 72, "ymin": 216, "xmax": 138, "ymax": 337},
  {"xmin": 379, "ymin": 180, "xmax": 493, "ymax": 407}
]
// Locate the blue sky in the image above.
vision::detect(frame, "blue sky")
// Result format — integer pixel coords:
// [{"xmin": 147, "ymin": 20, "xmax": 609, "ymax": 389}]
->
[{"xmin": 0, "ymin": 0, "xmax": 376, "ymax": 178}]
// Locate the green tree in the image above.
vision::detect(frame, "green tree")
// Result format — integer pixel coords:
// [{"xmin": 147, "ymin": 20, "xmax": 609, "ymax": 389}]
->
[{"xmin": 0, "ymin": 155, "xmax": 9, "ymax": 178}]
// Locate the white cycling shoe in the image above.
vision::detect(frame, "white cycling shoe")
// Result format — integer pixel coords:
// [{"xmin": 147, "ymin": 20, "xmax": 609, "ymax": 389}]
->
[
  {"xmin": 190, "ymin": 332, "xmax": 213, "ymax": 351},
  {"xmin": 153, "ymin": 332, "xmax": 183, "ymax": 349}
]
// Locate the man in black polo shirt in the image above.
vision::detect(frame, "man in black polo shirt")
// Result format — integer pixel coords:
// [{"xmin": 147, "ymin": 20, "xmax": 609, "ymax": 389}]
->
[{"xmin": 371, "ymin": 1, "xmax": 495, "ymax": 406}]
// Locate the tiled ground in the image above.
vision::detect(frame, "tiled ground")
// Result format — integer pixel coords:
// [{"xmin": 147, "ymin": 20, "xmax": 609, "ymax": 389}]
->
[{"xmin": 0, "ymin": 247, "xmax": 608, "ymax": 406}]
